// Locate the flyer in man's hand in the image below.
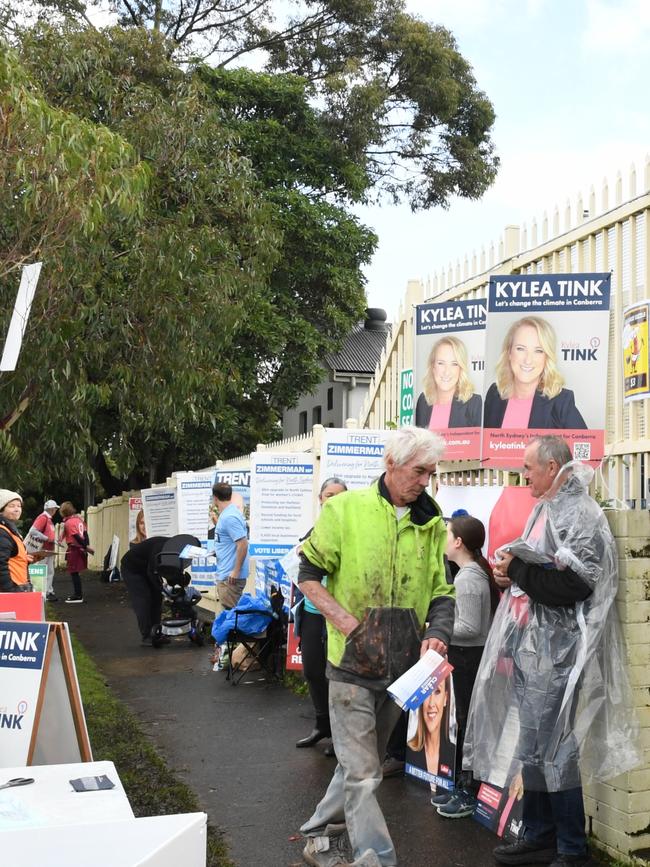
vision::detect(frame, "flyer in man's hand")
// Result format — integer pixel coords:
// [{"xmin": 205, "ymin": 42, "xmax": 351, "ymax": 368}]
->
[{"xmin": 387, "ymin": 649, "xmax": 454, "ymax": 712}]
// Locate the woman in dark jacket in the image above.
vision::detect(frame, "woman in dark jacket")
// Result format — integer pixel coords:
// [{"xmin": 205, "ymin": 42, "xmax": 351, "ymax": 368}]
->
[
  {"xmin": 0, "ymin": 489, "xmax": 32, "ymax": 592},
  {"xmin": 120, "ymin": 536, "xmax": 169, "ymax": 645}
]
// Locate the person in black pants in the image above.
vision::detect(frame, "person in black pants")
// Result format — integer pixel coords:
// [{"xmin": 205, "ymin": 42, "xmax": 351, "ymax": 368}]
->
[
  {"xmin": 295, "ymin": 477, "xmax": 348, "ymax": 752},
  {"xmin": 121, "ymin": 536, "xmax": 169, "ymax": 645}
]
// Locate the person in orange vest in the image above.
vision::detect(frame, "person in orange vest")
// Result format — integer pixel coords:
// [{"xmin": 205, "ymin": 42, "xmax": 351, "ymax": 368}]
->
[{"xmin": 0, "ymin": 489, "xmax": 32, "ymax": 592}]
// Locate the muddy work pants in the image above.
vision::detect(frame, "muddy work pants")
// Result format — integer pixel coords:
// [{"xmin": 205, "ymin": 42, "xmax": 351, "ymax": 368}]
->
[{"xmin": 300, "ymin": 680, "xmax": 403, "ymax": 866}]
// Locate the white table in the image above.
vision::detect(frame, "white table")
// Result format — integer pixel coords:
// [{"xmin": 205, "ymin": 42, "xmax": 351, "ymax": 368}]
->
[{"xmin": 0, "ymin": 760, "xmax": 134, "ymax": 831}]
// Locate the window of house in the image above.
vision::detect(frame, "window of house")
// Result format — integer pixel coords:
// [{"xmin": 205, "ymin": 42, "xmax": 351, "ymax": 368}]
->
[
  {"xmin": 312, "ymin": 405, "xmax": 322, "ymax": 425},
  {"xmin": 299, "ymin": 411, "xmax": 307, "ymax": 434},
  {"xmin": 327, "ymin": 387, "xmax": 334, "ymax": 411}
]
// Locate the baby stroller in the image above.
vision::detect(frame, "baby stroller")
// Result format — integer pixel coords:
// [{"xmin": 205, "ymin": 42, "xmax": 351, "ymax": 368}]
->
[{"xmin": 152, "ymin": 534, "xmax": 205, "ymax": 648}]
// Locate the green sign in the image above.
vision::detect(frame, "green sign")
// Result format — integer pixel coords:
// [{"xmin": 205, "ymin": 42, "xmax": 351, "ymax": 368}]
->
[
  {"xmin": 28, "ymin": 562, "xmax": 48, "ymax": 592},
  {"xmin": 399, "ymin": 368, "xmax": 414, "ymax": 426}
]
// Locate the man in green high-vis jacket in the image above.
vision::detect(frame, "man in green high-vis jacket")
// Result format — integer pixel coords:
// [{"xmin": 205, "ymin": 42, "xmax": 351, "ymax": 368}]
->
[{"xmin": 299, "ymin": 427, "xmax": 455, "ymax": 867}]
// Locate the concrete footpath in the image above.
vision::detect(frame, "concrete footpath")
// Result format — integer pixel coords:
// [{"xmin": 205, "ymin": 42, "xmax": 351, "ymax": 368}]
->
[{"xmin": 52, "ymin": 573, "xmax": 503, "ymax": 867}]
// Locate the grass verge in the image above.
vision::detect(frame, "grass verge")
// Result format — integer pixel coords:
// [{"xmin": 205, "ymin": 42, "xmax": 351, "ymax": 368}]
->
[{"xmin": 72, "ymin": 634, "xmax": 234, "ymax": 867}]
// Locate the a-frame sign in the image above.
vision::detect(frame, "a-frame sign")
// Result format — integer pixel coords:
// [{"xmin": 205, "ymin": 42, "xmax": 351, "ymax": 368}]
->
[{"xmin": 0, "ymin": 621, "xmax": 92, "ymax": 766}]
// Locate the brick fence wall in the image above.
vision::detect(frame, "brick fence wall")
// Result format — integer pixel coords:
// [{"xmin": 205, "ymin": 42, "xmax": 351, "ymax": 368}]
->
[{"xmin": 586, "ymin": 510, "xmax": 650, "ymax": 864}]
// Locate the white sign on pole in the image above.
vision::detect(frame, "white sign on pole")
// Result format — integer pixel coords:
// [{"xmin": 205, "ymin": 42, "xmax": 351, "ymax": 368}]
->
[
  {"xmin": 141, "ymin": 487, "xmax": 178, "ymax": 537},
  {"xmin": 1, "ymin": 262, "xmax": 42, "ymax": 371},
  {"xmin": 319, "ymin": 427, "xmax": 391, "ymax": 490}
]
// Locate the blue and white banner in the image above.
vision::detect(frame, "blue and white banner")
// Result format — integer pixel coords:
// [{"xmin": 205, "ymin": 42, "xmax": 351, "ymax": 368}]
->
[
  {"xmin": 249, "ymin": 453, "xmax": 314, "ymax": 555},
  {"xmin": 250, "ymin": 453, "xmax": 314, "ymax": 597},
  {"xmin": 175, "ymin": 470, "xmax": 218, "ymax": 588},
  {"xmin": 319, "ymin": 428, "xmax": 390, "ymax": 491},
  {"xmin": 215, "ymin": 469, "xmax": 250, "ymax": 521}
]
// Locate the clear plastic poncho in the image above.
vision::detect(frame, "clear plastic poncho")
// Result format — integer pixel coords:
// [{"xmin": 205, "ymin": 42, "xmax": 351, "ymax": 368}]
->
[{"xmin": 463, "ymin": 462, "xmax": 641, "ymax": 792}]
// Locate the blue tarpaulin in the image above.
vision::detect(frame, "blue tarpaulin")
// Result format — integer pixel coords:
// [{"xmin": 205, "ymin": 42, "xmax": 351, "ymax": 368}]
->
[{"xmin": 211, "ymin": 592, "xmax": 273, "ymax": 644}]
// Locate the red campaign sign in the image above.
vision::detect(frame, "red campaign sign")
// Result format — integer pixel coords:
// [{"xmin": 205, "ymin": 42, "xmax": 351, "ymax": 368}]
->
[
  {"xmin": 482, "ymin": 428, "xmax": 604, "ymax": 468},
  {"xmin": 440, "ymin": 428, "xmax": 481, "ymax": 461},
  {"xmin": 0, "ymin": 591, "xmax": 45, "ymax": 622},
  {"xmin": 286, "ymin": 629, "xmax": 303, "ymax": 672},
  {"xmin": 486, "ymin": 487, "xmax": 537, "ymax": 567}
]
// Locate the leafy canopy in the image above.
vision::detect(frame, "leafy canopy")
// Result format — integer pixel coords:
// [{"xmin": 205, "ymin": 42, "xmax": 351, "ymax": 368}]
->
[
  {"xmin": 8, "ymin": 0, "xmax": 499, "ymax": 210},
  {"xmin": 2, "ymin": 26, "xmax": 375, "ymax": 495}
]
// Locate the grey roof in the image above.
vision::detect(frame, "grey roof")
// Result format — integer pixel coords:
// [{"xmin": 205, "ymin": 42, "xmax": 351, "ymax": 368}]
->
[{"xmin": 325, "ymin": 321, "xmax": 391, "ymax": 375}]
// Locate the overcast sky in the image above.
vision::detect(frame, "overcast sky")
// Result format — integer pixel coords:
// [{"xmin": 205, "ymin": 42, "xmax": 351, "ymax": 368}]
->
[{"xmin": 360, "ymin": 0, "xmax": 650, "ymax": 318}]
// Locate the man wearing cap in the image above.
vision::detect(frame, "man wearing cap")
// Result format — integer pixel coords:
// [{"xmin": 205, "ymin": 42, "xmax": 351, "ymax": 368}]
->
[{"xmin": 30, "ymin": 499, "xmax": 59, "ymax": 601}]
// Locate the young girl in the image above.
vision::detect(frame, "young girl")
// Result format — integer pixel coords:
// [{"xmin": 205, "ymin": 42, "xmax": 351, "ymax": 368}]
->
[
  {"xmin": 435, "ymin": 514, "xmax": 500, "ymax": 818},
  {"xmin": 60, "ymin": 501, "xmax": 93, "ymax": 603}
]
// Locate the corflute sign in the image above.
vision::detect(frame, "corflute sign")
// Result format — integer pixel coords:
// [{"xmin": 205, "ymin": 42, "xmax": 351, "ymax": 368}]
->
[
  {"xmin": 0, "ymin": 622, "xmax": 48, "ymax": 669},
  {"xmin": 0, "ymin": 622, "xmax": 49, "ymax": 764}
]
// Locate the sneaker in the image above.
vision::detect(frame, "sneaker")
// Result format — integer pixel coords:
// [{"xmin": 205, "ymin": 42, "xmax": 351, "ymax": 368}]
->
[
  {"xmin": 46, "ymin": 592, "xmax": 58, "ymax": 602},
  {"xmin": 381, "ymin": 756, "xmax": 405, "ymax": 778},
  {"xmin": 303, "ymin": 824, "xmax": 349, "ymax": 867},
  {"xmin": 436, "ymin": 789, "xmax": 477, "ymax": 819},
  {"xmin": 65, "ymin": 595, "xmax": 84, "ymax": 604},
  {"xmin": 303, "ymin": 828, "xmax": 381, "ymax": 867},
  {"xmin": 430, "ymin": 789, "xmax": 453, "ymax": 807},
  {"xmin": 549, "ymin": 855, "xmax": 597, "ymax": 866},
  {"xmin": 494, "ymin": 840, "xmax": 557, "ymax": 865}
]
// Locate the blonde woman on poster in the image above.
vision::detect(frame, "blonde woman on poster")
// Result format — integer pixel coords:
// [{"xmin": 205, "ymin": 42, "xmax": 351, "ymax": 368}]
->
[
  {"xmin": 406, "ymin": 676, "xmax": 456, "ymax": 792},
  {"xmin": 415, "ymin": 336, "xmax": 482, "ymax": 429},
  {"xmin": 483, "ymin": 317, "xmax": 587, "ymax": 430}
]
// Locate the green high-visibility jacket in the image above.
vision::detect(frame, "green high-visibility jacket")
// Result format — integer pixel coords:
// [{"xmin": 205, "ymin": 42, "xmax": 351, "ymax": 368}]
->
[{"xmin": 301, "ymin": 481, "xmax": 454, "ymax": 688}]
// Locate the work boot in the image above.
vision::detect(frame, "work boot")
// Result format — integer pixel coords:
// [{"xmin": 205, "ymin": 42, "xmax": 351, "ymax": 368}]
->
[
  {"xmin": 296, "ymin": 727, "xmax": 331, "ymax": 748},
  {"xmin": 494, "ymin": 839, "xmax": 557, "ymax": 865}
]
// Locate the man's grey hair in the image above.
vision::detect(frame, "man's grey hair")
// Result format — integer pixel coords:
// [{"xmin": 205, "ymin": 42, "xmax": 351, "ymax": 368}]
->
[
  {"xmin": 531, "ymin": 435, "xmax": 571, "ymax": 468},
  {"xmin": 383, "ymin": 426, "xmax": 445, "ymax": 467}
]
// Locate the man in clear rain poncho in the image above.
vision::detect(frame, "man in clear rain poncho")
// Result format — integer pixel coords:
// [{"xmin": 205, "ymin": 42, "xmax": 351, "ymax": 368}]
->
[{"xmin": 463, "ymin": 435, "xmax": 639, "ymax": 867}]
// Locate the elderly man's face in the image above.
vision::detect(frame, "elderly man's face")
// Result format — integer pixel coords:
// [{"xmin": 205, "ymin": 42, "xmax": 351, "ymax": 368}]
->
[
  {"xmin": 523, "ymin": 442, "xmax": 558, "ymax": 498},
  {"xmin": 385, "ymin": 454, "xmax": 437, "ymax": 506}
]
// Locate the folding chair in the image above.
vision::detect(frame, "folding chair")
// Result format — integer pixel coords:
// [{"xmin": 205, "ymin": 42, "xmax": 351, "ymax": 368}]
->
[{"xmin": 225, "ymin": 587, "xmax": 287, "ymax": 685}]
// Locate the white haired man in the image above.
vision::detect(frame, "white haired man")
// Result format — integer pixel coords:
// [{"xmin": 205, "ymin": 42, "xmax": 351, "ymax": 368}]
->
[{"xmin": 298, "ymin": 426, "xmax": 455, "ymax": 867}]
